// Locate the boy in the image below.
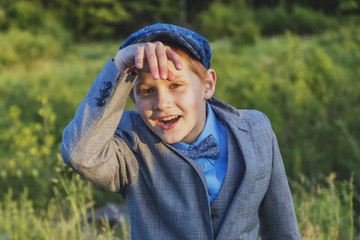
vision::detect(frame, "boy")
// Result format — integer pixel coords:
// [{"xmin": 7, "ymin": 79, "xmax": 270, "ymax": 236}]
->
[{"xmin": 61, "ymin": 23, "xmax": 301, "ymax": 239}]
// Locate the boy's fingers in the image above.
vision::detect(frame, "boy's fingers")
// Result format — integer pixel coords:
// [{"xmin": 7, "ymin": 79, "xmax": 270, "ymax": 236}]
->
[
  {"xmin": 167, "ymin": 69, "xmax": 175, "ymax": 81},
  {"xmin": 145, "ymin": 43, "xmax": 160, "ymax": 79},
  {"xmin": 137, "ymin": 42, "xmax": 181, "ymax": 80},
  {"xmin": 155, "ymin": 43, "xmax": 169, "ymax": 80},
  {"xmin": 135, "ymin": 45, "xmax": 145, "ymax": 69},
  {"xmin": 166, "ymin": 48, "xmax": 183, "ymax": 70}
]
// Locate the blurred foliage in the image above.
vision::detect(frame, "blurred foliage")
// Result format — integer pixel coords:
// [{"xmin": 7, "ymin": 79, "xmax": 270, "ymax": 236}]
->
[
  {"xmin": 212, "ymin": 26, "xmax": 360, "ymax": 187},
  {"xmin": 196, "ymin": 1, "xmax": 354, "ymax": 44},
  {"xmin": 0, "ymin": 173, "xmax": 130, "ymax": 239},
  {"xmin": 249, "ymin": 0, "xmax": 360, "ymax": 14},
  {"xmin": 49, "ymin": 0, "xmax": 130, "ymax": 39},
  {"xmin": 0, "ymin": 1, "xmax": 71, "ymax": 70},
  {"xmin": 1, "ymin": 0, "xmax": 360, "ymax": 238},
  {"xmin": 0, "ymin": 172, "xmax": 357, "ymax": 239},
  {"xmin": 338, "ymin": 0, "xmax": 359, "ymax": 12},
  {"xmin": 291, "ymin": 173, "xmax": 358, "ymax": 239},
  {"xmin": 0, "ymin": 97, "xmax": 57, "ymax": 207},
  {"xmin": 1, "ymin": 22, "xmax": 359, "ymax": 208},
  {"xmin": 255, "ymin": 5, "xmax": 340, "ymax": 35},
  {"xmin": 0, "ymin": 28, "xmax": 71, "ymax": 69},
  {"xmin": 125, "ymin": 0, "xmax": 180, "ymax": 27},
  {"xmin": 6, "ymin": 1, "xmax": 44, "ymax": 32},
  {"xmin": 0, "ymin": 41, "xmax": 130, "ymax": 208},
  {"xmin": 198, "ymin": 0, "xmax": 260, "ymax": 44},
  {"xmin": 1, "ymin": 0, "xmax": 359, "ymax": 41}
]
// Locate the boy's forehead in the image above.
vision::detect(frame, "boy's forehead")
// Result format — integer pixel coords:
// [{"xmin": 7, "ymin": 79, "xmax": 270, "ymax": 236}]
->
[
  {"xmin": 153, "ymin": 39, "xmax": 197, "ymax": 61},
  {"xmin": 135, "ymin": 61, "xmax": 199, "ymax": 86}
]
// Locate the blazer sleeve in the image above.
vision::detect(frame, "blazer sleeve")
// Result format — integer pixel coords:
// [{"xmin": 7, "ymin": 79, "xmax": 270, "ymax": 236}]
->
[
  {"xmin": 60, "ymin": 59, "xmax": 139, "ymax": 196},
  {"xmin": 258, "ymin": 116, "xmax": 301, "ymax": 239}
]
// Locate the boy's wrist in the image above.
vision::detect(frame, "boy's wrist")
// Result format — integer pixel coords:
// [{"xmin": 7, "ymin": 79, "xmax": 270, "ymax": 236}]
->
[
  {"xmin": 111, "ymin": 58, "xmax": 137, "ymax": 76},
  {"xmin": 113, "ymin": 57, "xmax": 126, "ymax": 72}
]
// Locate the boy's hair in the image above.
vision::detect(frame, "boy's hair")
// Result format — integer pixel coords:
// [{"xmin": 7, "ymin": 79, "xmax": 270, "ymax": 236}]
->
[{"xmin": 163, "ymin": 41, "xmax": 207, "ymax": 81}]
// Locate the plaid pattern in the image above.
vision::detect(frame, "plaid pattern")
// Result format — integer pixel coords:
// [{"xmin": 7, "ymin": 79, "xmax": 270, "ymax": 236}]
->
[
  {"xmin": 61, "ymin": 60, "xmax": 301, "ymax": 239},
  {"xmin": 119, "ymin": 23, "xmax": 212, "ymax": 69}
]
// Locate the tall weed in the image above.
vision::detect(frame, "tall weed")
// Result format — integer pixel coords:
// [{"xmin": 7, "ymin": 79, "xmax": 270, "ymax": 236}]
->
[
  {"xmin": 0, "ymin": 171, "xmax": 357, "ymax": 239},
  {"xmin": 0, "ymin": 96, "xmax": 56, "ymax": 207},
  {"xmin": 292, "ymin": 173, "xmax": 358, "ymax": 239},
  {"xmin": 0, "ymin": 172, "xmax": 129, "ymax": 239}
]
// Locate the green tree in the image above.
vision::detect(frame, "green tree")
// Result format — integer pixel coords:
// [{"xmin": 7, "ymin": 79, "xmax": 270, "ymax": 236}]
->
[
  {"xmin": 51, "ymin": 0, "xmax": 130, "ymax": 39},
  {"xmin": 125, "ymin": 0, "xmax": 180, "ymax": 28},
  {"xmin": 2, "ymin": 1, "xmax": 44, "ymax": 32}
]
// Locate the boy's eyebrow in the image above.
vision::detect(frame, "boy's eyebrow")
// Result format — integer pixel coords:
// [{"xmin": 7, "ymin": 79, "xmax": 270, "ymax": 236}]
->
[{"xmin": 134, "ymin": 78, "xmax": 154, "ymax": 88}]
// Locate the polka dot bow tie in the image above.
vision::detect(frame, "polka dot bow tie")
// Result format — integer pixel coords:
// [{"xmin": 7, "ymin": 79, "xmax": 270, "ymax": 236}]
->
[{"xmin": 180, "ymin": 134, "xmax": 220, "ymax": 160}]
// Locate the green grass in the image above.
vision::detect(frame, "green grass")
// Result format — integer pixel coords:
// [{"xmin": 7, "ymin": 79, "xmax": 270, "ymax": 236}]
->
[
  {"xmin": 0, "ymin": 173, "xmax": 130, "ymax": 239},
  {"xmin": 0, "ymin": 171, "xmax": 357, "ymax": 239},
  {"xmin": 1, "ymin": 26, "xmax": 360, "ymax": 239}
]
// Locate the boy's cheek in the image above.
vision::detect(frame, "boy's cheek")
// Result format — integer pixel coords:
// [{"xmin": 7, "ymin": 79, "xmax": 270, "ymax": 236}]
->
[
  {"xmin": 136, "ymin": 106, "xmax": 154, "ymax": 125},
  {"xmin": 137, "ymin": 110, "xmax": 151, "ymax": 126}
]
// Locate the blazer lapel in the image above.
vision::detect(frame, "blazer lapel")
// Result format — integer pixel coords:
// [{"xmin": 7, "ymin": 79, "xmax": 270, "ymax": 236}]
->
[
  {"xmin": 210, "ymin": 102, "xmax": 263, "ymax": 239},
  {"xmin": 225, "ymin": 116, "xmax": 260, "ymax": 201},
  {"xmin": 209, "ymin": 98, "xmax": 261, "ymax": 199}
]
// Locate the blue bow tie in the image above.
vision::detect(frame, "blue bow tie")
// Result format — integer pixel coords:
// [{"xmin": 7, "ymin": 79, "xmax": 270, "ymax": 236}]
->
[{"xmin": 179, "ymin": 134, "xmax": 220, "ymax": 160}]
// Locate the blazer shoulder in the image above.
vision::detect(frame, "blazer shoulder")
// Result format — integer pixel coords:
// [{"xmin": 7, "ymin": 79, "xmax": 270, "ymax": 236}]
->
[
  {"xmin": 116, "ymin": 110, "xmax": 144, "ymax": 137},
  {"xmin": 118, "ymin": 110, "xmax": 141, "ymax": 127},
  {"xmin": 116, "ymin": 110, "xmax": 154, "ymax": 148},
  {"xmin": 237, "ymin": 109, "xmax": 274, "ymax": 139},
  {"xmin": 238, "ymin": 109, "xmax": 271, "ymax": 127}
]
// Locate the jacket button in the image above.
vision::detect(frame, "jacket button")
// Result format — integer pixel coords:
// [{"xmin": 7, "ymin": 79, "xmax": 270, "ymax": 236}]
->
[
  {"xmin": 100, "ymin": 89, "xmax": 109, "ymax": 98},
  {"xmin": 104, "ymin": 81, "xmax": 112, "ymax": 90},
  {"xmin": 96, "ymin": 98, "xmax": 106, "ymax": 106}
]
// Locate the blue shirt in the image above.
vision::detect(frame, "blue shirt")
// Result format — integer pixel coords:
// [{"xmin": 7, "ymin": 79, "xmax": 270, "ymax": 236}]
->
[{"xmin": 172, "ymin": 103, "xmax": 228, "ymax": 203}]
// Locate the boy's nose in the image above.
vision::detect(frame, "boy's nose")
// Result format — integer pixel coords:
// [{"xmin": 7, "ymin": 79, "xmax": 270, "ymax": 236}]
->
[{"xmin": 154, "ymin": 91, "xmax": 172, "ymax": 110}]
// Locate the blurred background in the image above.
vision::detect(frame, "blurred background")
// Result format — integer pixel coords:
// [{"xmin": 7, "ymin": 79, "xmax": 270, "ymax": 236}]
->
[{"xmin": 0, "ymin": 0, "xmax": 359, "ymax": 239}]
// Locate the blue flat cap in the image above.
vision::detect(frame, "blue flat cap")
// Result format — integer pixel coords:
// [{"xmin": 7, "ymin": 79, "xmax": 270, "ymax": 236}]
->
[{"xmin": 119, "ymin": 23, "xmax": 212, "ymax": 69}]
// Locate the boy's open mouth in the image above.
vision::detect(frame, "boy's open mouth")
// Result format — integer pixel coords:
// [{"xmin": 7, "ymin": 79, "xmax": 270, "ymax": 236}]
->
[{"xmin": 157, "ymin": 116, "xmax": 181, "ymax": 126}]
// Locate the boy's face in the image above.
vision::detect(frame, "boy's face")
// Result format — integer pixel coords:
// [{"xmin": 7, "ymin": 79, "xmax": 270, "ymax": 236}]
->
[{"xmin": 132, "ymin": 57, "xmax": 216, "ymax": 144}]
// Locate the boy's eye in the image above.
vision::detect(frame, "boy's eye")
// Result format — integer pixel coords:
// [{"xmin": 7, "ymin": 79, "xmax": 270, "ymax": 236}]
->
[
  {"xmin": 138, "ymin": 88, "xmax": 154, "ymax": 95},
  {"xmin": 170, "ymin": 83, "xmax": 182, "ymax": 89}
]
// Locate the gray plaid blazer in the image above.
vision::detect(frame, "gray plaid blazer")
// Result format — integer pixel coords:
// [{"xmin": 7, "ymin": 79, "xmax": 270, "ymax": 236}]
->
[{"xmin": 61, "ymin": 59, "xmax": 301, "ymax": 240}]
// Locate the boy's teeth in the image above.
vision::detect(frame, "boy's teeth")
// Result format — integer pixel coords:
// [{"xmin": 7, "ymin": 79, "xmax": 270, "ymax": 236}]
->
[
  {"xmin": 161, "ymin": 116, "xmax": 178, "ymax": 121},
  {"xmin": 158, "ymin": 115, "xmax": 180, "ymax": 126}
]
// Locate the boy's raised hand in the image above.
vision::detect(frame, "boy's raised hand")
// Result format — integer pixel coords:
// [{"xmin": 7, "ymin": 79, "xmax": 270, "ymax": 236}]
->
[{"xmin": 114, "ymin": 41, "xmax": 183, "ymax": 81}]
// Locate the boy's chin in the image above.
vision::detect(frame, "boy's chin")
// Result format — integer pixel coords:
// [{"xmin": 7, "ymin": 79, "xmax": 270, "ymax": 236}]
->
[
  {"xmin": 160, "ymin": 136, "xmax": 181, "ymax": 144},
  {"xmin": 157, "ymin": 133, "xmax": 186, "ymax": 144}
]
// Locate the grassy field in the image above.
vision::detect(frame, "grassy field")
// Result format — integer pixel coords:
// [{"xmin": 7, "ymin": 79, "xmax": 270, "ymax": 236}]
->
[{"xmin": 0, "ymin": 26, "xmax": 359, "ymax": 239}]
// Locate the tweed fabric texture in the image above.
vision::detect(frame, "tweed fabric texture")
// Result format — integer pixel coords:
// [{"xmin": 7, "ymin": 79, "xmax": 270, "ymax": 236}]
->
[
  {"xmin": 61, "ymin": 60, "xmax": 301, "ymax": 239},
  {"xmin": 209, "ymin": 126, "xmax": 245, "ymax": 238}
]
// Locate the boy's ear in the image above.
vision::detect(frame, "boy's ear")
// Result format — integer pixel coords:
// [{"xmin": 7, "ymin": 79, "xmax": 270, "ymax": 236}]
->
[{"xmin": 203, "ymin": 69, "xmax": 216, "ymax": 100}]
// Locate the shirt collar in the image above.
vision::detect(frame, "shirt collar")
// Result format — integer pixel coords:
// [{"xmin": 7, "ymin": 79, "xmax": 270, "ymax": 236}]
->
[{"xmin": 171, "ymin": 102, "xmax": 219, "ymax": 151}]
